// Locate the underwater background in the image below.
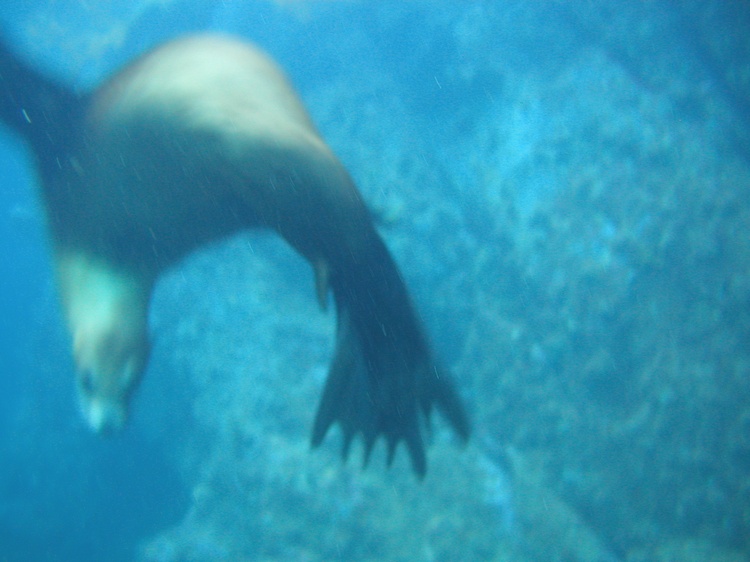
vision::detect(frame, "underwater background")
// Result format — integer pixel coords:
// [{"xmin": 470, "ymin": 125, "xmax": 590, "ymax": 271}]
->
[{"xmin": 1, "ymin": 1, "xmax": 749, "ymax": 560}]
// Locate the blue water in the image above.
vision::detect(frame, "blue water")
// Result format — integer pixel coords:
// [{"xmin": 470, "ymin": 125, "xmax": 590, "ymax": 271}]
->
[{"xmin": 1, "ymin": 1, "xmax": 749, "ymax": 561}]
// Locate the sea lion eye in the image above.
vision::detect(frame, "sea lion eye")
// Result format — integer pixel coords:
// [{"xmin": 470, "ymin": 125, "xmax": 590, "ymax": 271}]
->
[{"xmin": 80, "ymin": 371, "xmax": 95, "ymax": 394}]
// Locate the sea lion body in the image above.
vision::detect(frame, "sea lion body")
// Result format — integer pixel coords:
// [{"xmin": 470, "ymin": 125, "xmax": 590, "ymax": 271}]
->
[{"xmin": 0, "ymin": 34, "xmax": 468, "ymax": 475}]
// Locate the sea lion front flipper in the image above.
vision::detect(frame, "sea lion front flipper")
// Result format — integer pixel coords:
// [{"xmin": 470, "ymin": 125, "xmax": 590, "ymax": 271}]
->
[
  {"xmin": 313, "ymin": 257, "xmax": 330, "ymax": 311},
  {"xmin": 311, "ymin": 232, "xmax": 469, "ymax": 477}
]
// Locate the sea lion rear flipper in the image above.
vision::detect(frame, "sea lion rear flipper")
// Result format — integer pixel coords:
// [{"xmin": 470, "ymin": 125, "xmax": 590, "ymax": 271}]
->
[{"xmin": 0, "ymin": 37, "xmax": 82, "ymax": 162}]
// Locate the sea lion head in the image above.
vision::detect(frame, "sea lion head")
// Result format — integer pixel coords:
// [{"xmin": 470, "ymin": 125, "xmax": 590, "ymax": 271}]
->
[
  {"xmin": 58, "ymin": 253, "xmax": 152, "ymax": 434},
  {"xmin": 73, "ymin": 322, "xmax": 149, "ymax": 434}
]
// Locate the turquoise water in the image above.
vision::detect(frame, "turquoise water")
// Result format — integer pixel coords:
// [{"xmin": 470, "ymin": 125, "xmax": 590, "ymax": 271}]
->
[{"xmin": 1, "ymin": 1, "xmax": 748, "ymax": 560}]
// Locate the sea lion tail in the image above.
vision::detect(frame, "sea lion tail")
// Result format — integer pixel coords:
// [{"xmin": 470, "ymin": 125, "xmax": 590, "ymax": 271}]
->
[{"xmin": 311, "ymin": 233, "xmax": 469, "ymax": 477}]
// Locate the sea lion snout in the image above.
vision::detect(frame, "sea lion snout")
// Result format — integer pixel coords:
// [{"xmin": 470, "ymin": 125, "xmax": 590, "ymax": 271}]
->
[
  {"xmin": 78, "ymin": 379, "xmax": 128, "ymax": 434},
  {"xmin": 74, "ymin": 330, "xmax": 148, "ymax": 434}
]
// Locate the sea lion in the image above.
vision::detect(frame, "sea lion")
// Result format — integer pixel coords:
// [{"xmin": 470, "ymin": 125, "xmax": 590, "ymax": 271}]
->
[{"xmin": 0, "ymin": 33, "xmax": 468, "ymax": 476}]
